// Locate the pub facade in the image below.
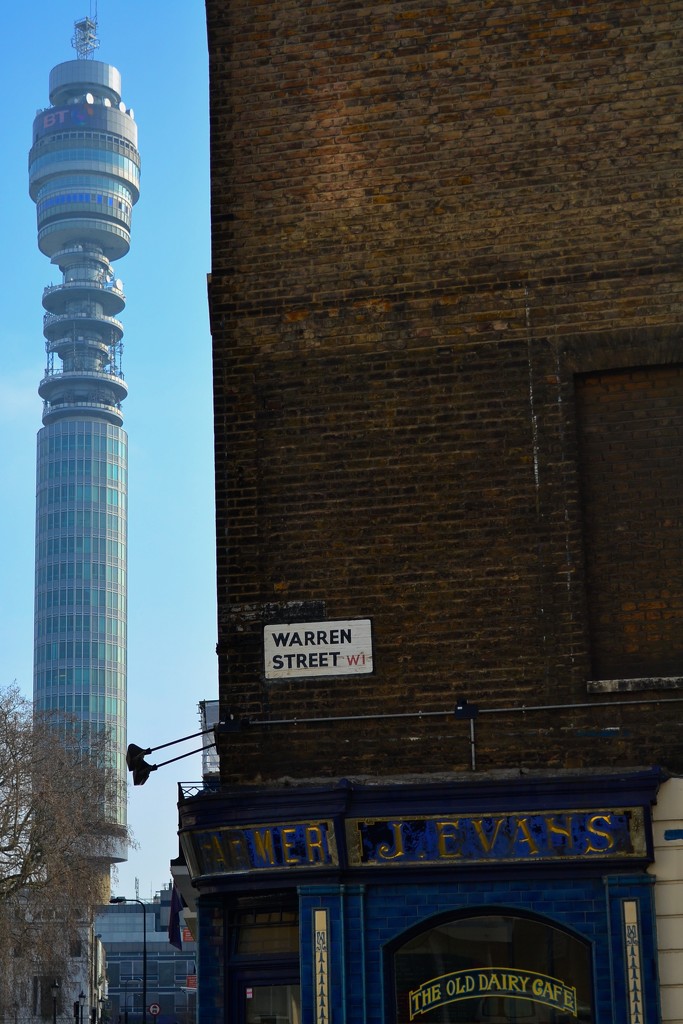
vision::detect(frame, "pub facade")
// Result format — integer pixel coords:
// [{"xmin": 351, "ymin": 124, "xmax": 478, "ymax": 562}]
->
[
  {"xmin": 181, "ymin": 1, "xmax": 683, "ymax": 1020},
  {"xmin": 178, "ymin": 765, "xmax": 675, "ymax": 1022}
]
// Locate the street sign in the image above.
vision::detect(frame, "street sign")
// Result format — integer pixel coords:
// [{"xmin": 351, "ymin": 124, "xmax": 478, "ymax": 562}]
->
[
  {"xmin": 264, "ymin": 618, "xmax": 373, "ymax": 678},
  {"xmin": 149, "ymin": 1004, "xmax": 160, "ymax": 1017}
]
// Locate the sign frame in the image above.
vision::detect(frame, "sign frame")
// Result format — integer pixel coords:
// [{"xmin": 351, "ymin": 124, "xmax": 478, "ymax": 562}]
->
[
  {"xmin": 347, "ymin": 806, "xmax": 647, "ymax": 868},
  {"xmin": 263, "ymin": 618, "xmax": 373, "ymax": 679}
]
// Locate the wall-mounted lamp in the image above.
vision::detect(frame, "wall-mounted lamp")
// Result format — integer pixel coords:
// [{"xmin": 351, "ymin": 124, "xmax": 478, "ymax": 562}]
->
[{"xmin": 125, "ymin": 717, "xmax": 235, "ymax": 786}]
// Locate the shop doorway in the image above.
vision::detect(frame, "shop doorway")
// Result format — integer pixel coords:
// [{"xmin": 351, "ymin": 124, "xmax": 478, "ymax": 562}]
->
[{"xmin": 228, "ymin": 899, "xmax": 300, "ymax": 1024}]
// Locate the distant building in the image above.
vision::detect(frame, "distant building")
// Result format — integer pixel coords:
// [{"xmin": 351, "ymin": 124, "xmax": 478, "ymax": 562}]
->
[
  {"xmin": 26, "ymin": 16, "xmax": 140, "ymax": 1022},
  {"xmin": 96, "ymin": 886, "xmax": 196, "ymax": 1024},
  {"xmin": 30, "ymin": 15, "xmax": 140, "ymax": 854},
  {"xmin": 198, "ymin": 699, "xmax": 219, "ymax": 780}
]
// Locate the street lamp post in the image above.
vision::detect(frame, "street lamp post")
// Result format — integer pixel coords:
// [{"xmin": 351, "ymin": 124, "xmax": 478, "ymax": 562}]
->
[
  {"xmin": 79, "ymin": 990, "xmax": 86, "ymax": 1024},
  {"xmin": 51, "ymin": 980, "xmax": 60, "ymax": 1024},
  {"xmin": 121, "ymin": 977, "xmax": 141, "ymax": 1024},
  {"xmin": 110, "ymin": 897, "xmax": 147, "ymax": 1024},
  {"xmin": 121, "ymin": 978, "xmax": 132, "ymax": 1024}
]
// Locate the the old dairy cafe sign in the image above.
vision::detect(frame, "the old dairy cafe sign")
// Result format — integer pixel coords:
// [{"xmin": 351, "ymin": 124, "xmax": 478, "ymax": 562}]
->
[{"xmin": 264, "ymin": 619, "xmax": 373, "ymax": 679}]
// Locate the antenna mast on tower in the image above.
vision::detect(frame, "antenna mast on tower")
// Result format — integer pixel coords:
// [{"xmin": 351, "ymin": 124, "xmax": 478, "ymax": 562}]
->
[{"xmin": 72, "ymin": 5, "xmax": 99, "ymax": 59}]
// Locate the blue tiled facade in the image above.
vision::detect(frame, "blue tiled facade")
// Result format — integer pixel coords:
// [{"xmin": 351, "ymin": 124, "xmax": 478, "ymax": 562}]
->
[
  {"xmin": 183, "ymin": 768, "xmax": 663, "ymax": 1024},
  {"xmin": 297, "ymin": 876, "xmax": 659, "ymax": 1024}
]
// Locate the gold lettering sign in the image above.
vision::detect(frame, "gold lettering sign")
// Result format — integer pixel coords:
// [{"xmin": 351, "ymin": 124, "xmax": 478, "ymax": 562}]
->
[
  {"xmin": 409, "ymin": 968, "xmax": 578, "ymax": 1019},
  {"xmin": 184, "ymin": 820, "xmax": 338, "ymax": 875},
  {"xmin": 180, "ymin": 807, "xmax": 648, "ymax": 878},
  {"xmin": 349, "ymin": 807, "xmax": 646, "ymax": 867}
]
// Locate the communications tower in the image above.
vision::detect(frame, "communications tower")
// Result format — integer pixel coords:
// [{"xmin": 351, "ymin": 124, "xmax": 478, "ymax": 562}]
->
[{"xmin": 29, "ymin": 16, "xmax": 140, "ymax": 856}]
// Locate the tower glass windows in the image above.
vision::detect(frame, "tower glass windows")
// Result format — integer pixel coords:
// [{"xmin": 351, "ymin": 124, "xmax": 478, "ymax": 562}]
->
[{"xmin": 33, "ymin": 419, "xmax": 128, "ymax": 828}]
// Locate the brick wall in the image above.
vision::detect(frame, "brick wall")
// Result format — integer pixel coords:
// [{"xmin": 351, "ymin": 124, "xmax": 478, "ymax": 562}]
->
[
  {"xmin": 206, "ymin": 0, "xmax": 683, "ymax": 782},
  {"xmin": 576, "ymin": 365, "xmax": 683, "ymax": 679}
]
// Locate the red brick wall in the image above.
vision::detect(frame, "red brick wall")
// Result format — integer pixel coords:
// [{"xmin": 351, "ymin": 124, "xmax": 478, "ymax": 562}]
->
[{"xmin": 206, "ymin": 0, "xmax": 683, "ymax": 782}]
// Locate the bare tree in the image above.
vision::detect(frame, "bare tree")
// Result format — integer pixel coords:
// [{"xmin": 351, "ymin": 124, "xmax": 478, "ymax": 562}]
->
[{"xmin": 0, "ymin": 686, "xmax": 127, "ymax": 1015}]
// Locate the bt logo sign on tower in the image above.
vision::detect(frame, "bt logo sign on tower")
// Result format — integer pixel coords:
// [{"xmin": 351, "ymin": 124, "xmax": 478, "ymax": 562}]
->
[{"xmin": 264, "ymin": 619, "xmax": 373, "ymax": 679}]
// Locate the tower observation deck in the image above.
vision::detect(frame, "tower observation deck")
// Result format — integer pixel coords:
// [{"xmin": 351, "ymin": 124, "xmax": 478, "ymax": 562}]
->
[{"xmin": 30, "ymin": 24, "xmax": 140, "ymax": 857}]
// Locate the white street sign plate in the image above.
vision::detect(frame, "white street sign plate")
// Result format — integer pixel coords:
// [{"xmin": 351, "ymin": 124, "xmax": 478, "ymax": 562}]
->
[{"xmin": 264, "ymin": 619, "xmax": 373, "ymax": 679}]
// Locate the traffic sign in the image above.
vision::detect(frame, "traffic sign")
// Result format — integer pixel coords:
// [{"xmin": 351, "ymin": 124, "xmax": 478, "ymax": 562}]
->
[{"xmin": 149, "ymin": 1004, "xmax": 161, "ymax": 1017}]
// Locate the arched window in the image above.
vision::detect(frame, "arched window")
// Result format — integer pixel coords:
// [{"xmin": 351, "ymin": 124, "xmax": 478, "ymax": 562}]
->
[{"xmin": 391, "ymin": 910, "xmax": 593, "ymax": 1023}]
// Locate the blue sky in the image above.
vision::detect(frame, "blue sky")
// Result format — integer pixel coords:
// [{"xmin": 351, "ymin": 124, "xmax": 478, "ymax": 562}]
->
[{"xmin": 0, "ymin": 1, "xmax": 216, "ymax": 899}]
